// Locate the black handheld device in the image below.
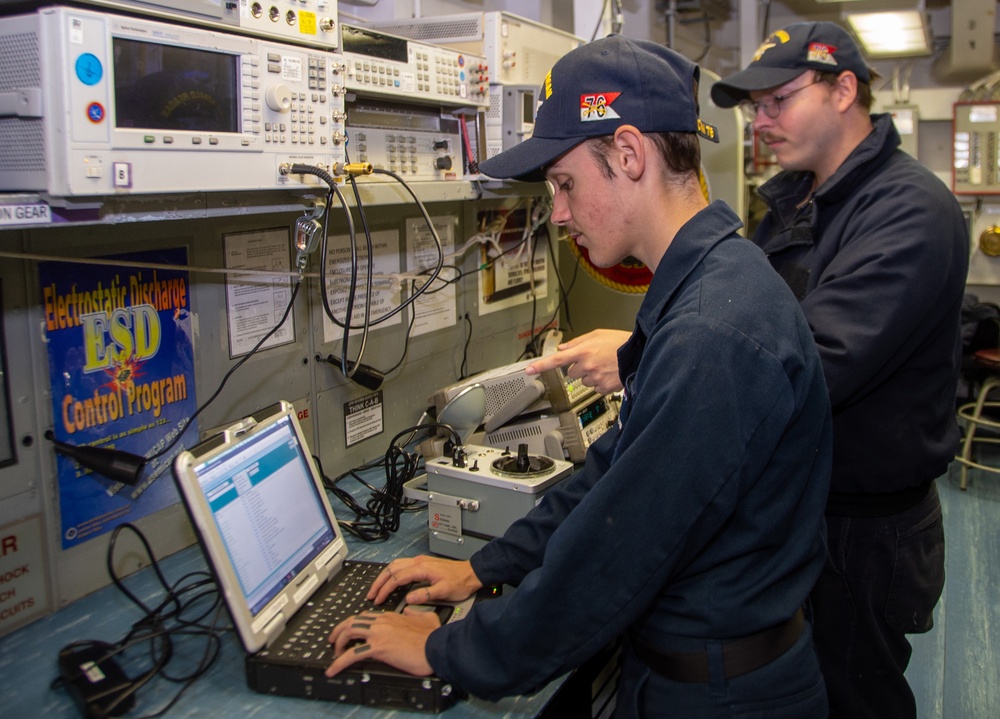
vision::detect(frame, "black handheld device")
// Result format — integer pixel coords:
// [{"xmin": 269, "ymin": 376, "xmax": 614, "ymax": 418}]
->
[{"xmin": 58, "ymin": 643, "xmax": 135, "ymax": 718}]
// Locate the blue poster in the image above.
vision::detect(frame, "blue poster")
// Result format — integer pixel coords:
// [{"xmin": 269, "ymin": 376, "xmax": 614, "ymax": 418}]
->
[{"xmin": 39, "ymin": 247, "xmax": 197, "ymax": 549}]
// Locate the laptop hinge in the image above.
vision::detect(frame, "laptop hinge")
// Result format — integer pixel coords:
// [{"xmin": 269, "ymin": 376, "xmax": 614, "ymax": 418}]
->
[
  {"xmin": 314, "ymin": 543, "xmax": 345, "ymax": 574},
  {"xmin": 262, "ymin": 613, "xmax": 287, "ymax": 646}
]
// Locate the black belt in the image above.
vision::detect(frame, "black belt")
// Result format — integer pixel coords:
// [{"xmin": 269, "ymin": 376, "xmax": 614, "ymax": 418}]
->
[{"xmin": 631, "ymin": 608, "xmax": 804, "ymax": 683}]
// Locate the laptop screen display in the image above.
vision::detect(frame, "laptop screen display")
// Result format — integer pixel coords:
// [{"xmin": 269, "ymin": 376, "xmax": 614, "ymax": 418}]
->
[{"xmin": 193, "ymin": 414, "xmax": 335, "ymax": 616}]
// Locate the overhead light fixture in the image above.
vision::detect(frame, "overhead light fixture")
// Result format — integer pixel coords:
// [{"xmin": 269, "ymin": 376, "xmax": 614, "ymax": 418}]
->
[{"xmin": 845, "ymin": 10, "xmax": 933, "ymax": 59}]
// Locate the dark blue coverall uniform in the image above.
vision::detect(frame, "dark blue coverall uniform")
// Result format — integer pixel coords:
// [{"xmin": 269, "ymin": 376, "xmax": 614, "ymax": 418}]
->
[{"xmin": 426, "ymin": 201, "xmax": 833, "ymax": 717}]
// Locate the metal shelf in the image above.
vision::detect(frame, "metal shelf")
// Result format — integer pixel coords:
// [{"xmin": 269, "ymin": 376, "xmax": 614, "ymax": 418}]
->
[{"xmin": 0, "ymin": 179, "xmax": 537, "ymax": 230}]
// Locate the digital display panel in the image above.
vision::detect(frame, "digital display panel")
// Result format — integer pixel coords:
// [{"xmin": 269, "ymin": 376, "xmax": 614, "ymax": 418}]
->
[
  {"xmin": 112, "ymin": 37, "xmax": 240, "ymax": 132},
  {"xmin": 342, "ymin": 25, "xmax": 408, "ymax": 63},
  {"xmin": 577, "ymin": 397, "xmax": 608, "ymax": 430}
]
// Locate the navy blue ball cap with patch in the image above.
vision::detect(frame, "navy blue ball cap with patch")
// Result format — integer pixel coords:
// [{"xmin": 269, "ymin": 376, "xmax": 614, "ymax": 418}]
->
[
  {"xmin": 711, "ymin": 21, "xmax": 871, "ymax": 108},
  {"xmin": 478, "ymin": 34, "xmax": 719, "ymax": 182}
]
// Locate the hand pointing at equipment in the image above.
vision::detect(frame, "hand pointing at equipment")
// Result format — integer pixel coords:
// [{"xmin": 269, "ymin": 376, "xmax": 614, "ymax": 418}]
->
[{"xmin": 526, "ymin": 329, "xmax": 630, "ymax": 395}]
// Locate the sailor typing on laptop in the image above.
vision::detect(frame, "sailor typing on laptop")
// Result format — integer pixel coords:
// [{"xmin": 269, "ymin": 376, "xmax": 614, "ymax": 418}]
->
[{"xmin": 326, "ymin": 36, "xmax": 833, "ymax": 717}]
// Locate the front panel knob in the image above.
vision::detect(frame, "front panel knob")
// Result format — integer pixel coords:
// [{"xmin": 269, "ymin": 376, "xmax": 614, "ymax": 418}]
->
[{"xmin": 265, "ymin": 84, "xmax": 292, "ymax": 113}]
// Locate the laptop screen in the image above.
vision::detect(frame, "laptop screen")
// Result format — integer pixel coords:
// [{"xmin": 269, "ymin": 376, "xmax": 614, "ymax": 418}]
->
[{"xmin": 192, "ymin": 413, "xmax": 336, "ymax": 616}]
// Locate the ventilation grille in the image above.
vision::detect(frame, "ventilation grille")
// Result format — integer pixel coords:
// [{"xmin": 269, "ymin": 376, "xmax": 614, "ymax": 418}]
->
[
  {"xmin": 487, "ymin": 423, "xmax": 543, "ymax": 445},
  {"xmin": 483, "ymin": 377, "xmax": 530, "ymax": 419},
  {"xmin": 0, "ymin": 30, "xmax": 45, "ymax": 175},
  {"xmin": 486, "ymin": 87, "xmax": 503, "ymax": 122},
  {"xmin": 0, "ymin": 31, "xmax": 40, "ymax": 91},
  {"xmin": 365, "ymin": 18, "xmax": 484, "ymax": 44},
  {"xmin": 0, "ymin": 119, "xmax": 45, "ymax": 172}
]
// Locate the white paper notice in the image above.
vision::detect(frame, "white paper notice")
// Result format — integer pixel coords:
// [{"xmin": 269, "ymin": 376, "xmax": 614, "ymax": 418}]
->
[
  {"xmin": 477, "ymin": 227, "xmax": 548, "ymax": 316},
  {"xmin": 322, "ymin": 229, "xmax": 402, "ymax": 344},
  {"xmin": 223, "ymin": 228, "xmax": 295, "ymax": 357},
  {"xmin": 406, "ymin": 216, "xmax": 457, "ymax": 337}
]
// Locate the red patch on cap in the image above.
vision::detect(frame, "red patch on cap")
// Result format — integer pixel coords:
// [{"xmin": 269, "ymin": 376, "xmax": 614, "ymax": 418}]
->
[
  {"xmin": 807, "ymin": 42, "xmax": 838, "ymax": 66},
  {"xmin": 580, "ymin": 92, "xmax": 622, "ymax": 121}
]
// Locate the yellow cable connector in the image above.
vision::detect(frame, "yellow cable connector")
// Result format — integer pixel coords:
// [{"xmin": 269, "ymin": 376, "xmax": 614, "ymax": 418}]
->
[{"xmin": 342, "ymin": 162, "xmax": 374, "ymax": 176}]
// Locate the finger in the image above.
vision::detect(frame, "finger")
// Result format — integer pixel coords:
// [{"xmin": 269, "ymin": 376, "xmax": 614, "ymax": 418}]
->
[
  {"xmin": 562, "ymin": 361, "xmax": 585, "ymax": 380},
  {"xmin": 332, "ymin": 621, "xmax": 371, "ymax": 655},
  {"xmin": 596, "ymin": 377, "xmax": 624, "ymax": 394},
  {"xmin": 325, "ymin": 642, "xmax": 373, "ymax": 677},
  {"xmin": 526, "ymin": 350, "xmax": 576, "ymax": 375},
  {"xmin": 329, "ymin": 612, "xmax": 377, "ymax": 648},
  {"xmin": 371, "ymin": 569, "xmax": 412, "ymax": 605},
  {"xmin": 371, "ymin": 560, "xmax": 418, "ymax": 603},
  {"xmin": 404, "ymin": 585, "xmax": 435, "ymax": 606},
  {"xmin": 401, "ymin": 604, "xmax": 447, "ymax": 629},
  {"xmin": 557, "ymin": 334, "xmax": 587, "ymax": 349},
  {"xmin": 327, "ymin": 615, "xmax": 353, "ymax": 645},
  {"xmin": 367, "ymin": 564, "xmax": 397, "ymax": 601}
]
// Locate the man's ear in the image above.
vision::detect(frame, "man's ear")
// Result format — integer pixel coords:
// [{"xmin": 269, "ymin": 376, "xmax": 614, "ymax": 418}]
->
[
  {"xmin": 613, "ymin": 125, "xmax": 646, "ymax": 180},
  {"xmin": 833, "ymin": 71, "xmax": 860, "ymax": 113}
]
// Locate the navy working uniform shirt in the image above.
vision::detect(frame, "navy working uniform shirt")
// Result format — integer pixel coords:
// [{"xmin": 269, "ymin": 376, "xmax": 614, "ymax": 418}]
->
[
  {"xmin": 754, "ymin": 114, "xmax": 968, "ymax": 509},
  {"xmin": 425, "ymin": 201, "xmax": 832, "ymax": 702}
]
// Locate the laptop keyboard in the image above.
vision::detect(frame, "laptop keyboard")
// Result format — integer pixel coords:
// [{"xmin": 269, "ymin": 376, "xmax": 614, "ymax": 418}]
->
[{"xmin": 269, "ymin": 561, "xmax": 408, "ymax": 664}]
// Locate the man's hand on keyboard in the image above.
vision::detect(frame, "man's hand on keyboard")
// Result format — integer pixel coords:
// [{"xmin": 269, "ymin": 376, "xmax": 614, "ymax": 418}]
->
[
  {"xmin": 325, "ymin": 609, "xmax": 439, "ymax": 678},
  {"xmin": 368, "ymin": 555, "xmax": 483, "ymax": 606}
]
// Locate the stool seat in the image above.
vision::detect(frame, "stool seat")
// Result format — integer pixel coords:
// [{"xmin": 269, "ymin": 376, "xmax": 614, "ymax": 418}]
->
[{"xmin": 955, "ymin": 368, "xmax": 1000, "ymax": 489}]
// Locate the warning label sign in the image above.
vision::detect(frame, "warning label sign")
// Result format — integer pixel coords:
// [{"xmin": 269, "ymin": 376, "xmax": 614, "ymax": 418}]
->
[{"xmin": 344, "ymin": 390, "xmax": 384, "ymax": 447}]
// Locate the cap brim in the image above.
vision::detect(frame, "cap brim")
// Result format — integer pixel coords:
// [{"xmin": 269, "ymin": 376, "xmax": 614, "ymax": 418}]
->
[
  {"xmin": 478, "ymin": 135, "xmax": 585, "ymax": 182},
  {"xmin": 711, "ymin": 66, "xmax": 805, "ymax": 108}
]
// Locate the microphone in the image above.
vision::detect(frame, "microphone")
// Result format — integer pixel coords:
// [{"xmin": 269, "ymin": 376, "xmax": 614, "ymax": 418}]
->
[{"xmin": 44, "ymin": 431, "xmax": 146, "ymax": 486}]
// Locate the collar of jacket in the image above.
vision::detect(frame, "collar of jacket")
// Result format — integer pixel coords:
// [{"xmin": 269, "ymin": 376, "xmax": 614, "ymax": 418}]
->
[
  {"xmin": 618, "ymin": 200, "xmax": 744, "ymax": 366},
  {"xmin": 814, "ymin": 113, "xmax": 900, "ymax": 205},
  {"xmin": 760, "ymin": 113, "xmax": 900, "ymax": 210},
  {"xmin": 756, "ymin": 113, "xmax": 901, "ymax": 254}
]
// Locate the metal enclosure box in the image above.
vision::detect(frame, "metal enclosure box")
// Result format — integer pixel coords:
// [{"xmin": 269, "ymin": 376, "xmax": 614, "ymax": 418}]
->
[
  {"xmin": 424, "ymin": 445, "xmax": 573, "ymax": 560},
  {"xmin": 364, "ymin": 11, "xmax": 584, "ymax": 88},
  {"xmin": 0, "ymin": 6, "xmax": 345, "ymax": 196},
  {"xmin": 954, "ymin": 102, "xmax": 1000, "ymax": 195}
]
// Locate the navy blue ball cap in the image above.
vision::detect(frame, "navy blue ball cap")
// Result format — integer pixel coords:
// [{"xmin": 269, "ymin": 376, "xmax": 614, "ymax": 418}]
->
[
  {"xmin": 478, "ymin": 34, "xmax": 719, "ymax": 182},
  {"xmin": 711, "ymin": 21, "xmax": 871, "ymax": 108}
]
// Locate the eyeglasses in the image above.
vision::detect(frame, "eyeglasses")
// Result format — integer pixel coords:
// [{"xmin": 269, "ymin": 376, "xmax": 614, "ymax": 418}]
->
[{"xmin": 739, "ymin": 78, "xmax": 824, "ymax": 122}]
